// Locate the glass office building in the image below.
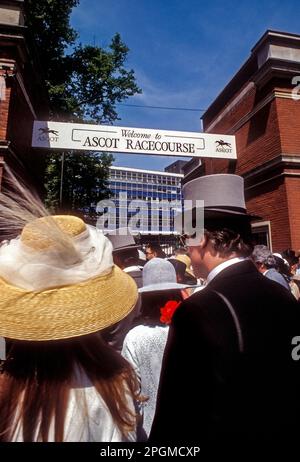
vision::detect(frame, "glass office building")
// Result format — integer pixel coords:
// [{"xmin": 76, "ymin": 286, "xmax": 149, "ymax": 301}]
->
[{"xmin": 104, "ymin": 166, "xmax": 183, "ymax": 251}]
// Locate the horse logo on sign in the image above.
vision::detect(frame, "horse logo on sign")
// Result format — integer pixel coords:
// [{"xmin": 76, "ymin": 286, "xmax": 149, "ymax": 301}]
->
[
  {"xmin": 215, "ymin": 140, "xmax": 233, "ymax": 154},
  {"xmin": 215, "ymin": 140, "xmax": 231, "ymax": 148},
  {"xmin": 39, "ymin": 128, "xmax": 59, "ymax": 136},
  {"xmin": 37, "ymin": 127, "xmax": 59, "ymax": 143}
]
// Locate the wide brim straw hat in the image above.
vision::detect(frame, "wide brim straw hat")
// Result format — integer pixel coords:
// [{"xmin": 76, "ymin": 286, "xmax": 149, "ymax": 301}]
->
[{"xmin": 0, "ymin": 215, "xmax": 138, "ymax": 341}]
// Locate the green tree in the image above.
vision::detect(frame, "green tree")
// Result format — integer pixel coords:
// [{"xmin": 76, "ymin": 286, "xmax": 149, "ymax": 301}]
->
[
  {"xmin": 25, "ymin": 1, "xmax": 141, "ymax": 213},
  {"xmin": 63, "ymin": 36, "xmax": 141, "ymax": 123},
  {"xmin": 25, "ymin": 0, "xmax": 80, "ymax": 118},
  {"xmin": 45, "ymin": 151, "xmax": 113, "ymax": 214}
]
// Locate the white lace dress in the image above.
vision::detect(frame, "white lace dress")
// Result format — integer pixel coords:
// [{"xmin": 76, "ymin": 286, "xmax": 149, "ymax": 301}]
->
[{"xmin": 121, "ymin": 324, "xmax": 169, "ymax": 439}]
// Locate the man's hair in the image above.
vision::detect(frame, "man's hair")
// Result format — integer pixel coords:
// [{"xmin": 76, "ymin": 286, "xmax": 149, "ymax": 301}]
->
[
  {"xmin": 282, "ymin": 248, "xmax": 298, "ymax": 266},
  {"xmin": 174, "ymin": 247, "xmax": 188, "ymax": 256},
  {"xmin": 113, "ymin": 248, "xmax": 139, "ymax": 267},
  {"xmin": 204, "ymin": 216, "xmax": 254, "ymax": 258},
  {"xmin": 145, "ymin": 243, "xmax": 166, "ymax": 258},
  {"xmin": 252, "ymin": 245, "xmax": 276, "ymax": 268}
]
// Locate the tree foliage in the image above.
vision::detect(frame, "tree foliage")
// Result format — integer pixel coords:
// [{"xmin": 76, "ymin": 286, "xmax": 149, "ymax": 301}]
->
[
  {"xmin": 64, "ymin": 36, "xmax": 140, "ymax": 123},
  {"xmin": 25, "ymin": 0, "xmax": 79, "ymax": 112},
  {"xmin": 45, "ymin": 151, "xmax": 113, "ymax": 213},
  {"xmin": 24, "ymin": 0, "xmax": 141, "ymax": 212}
]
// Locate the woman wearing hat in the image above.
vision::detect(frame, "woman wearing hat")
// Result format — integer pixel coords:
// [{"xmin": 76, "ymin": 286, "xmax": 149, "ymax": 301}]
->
[
  {"xmin": 0, "ymin": 207, "xmax": 140, "ymax": 441},
  {"xmin": 121, "ymin": 258, "xmax": 195, "ymax": 440}
]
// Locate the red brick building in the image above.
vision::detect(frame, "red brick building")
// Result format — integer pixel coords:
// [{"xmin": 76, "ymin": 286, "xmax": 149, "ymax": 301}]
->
[
  {"xmin": 0, "ymin": 0, "xmax": 48, "ymax": 191},
  {"xmin": 184, "ymin": 30, "xmax": 300, "ymax": 252}
]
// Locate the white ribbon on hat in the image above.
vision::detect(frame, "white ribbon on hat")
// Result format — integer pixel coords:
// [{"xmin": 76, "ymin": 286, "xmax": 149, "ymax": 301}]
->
[{"xmin": 0, "ymin": 226, "xmax": 114, "ymax": 291}]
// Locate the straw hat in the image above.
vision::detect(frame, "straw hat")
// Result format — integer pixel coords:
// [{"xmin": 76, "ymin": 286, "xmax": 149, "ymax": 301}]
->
[
  {"xmin": 0, "ymin": 215, "xmax": 138, "ymax": 341},
  {"xmin": 175, "ymin": 254, "xmax": 195, "ymax": 278}
]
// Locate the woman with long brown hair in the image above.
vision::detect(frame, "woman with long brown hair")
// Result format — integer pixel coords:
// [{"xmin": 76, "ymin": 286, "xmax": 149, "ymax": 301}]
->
[
  {"xmin": 0, "ymin": 334, "xmax": 138, "ymax": 442},
  {"xmin": 0, "ymin": 183, "xmax": 140, "ymax": 442}
]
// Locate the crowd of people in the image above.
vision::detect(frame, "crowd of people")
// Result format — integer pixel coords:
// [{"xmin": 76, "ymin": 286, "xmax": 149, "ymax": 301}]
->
[{"xmin": 0, "ymin": 173, "xmax": 299, "ymax": 451}]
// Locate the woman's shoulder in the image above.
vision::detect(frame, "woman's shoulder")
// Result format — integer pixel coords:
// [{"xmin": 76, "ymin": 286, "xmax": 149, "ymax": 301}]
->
[
  {"xmin": 66, "ymin": 369, "xmax": 136, "ymax": 442},
  {"xmin": 123, "ymin": 325, "xmax": 169, "ymax": 356},
  {"xmin": 125, "ymin": 324, "xmax": 167, "ymax": 341}
]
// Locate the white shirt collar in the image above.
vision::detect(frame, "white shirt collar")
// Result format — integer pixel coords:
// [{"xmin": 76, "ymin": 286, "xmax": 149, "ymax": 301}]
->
[
  {"xmin": 206, "ymin": 257, "xmax": 246, "ymax": 285},
  {"xmin": 123, "ymin": 265, "xmax": 141, "ymax": 273}
]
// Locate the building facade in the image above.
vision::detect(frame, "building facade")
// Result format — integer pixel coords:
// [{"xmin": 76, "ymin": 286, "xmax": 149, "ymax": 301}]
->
[
  {"xmin": 0, "ymin": 0, "xmax": 48, "ymax": 192},
  {"xmin": 105, "ymin": 166, "xmax": 183, "ymax": 253},
  {"xmin": 184, "ymin": 30, "xmax": 300, "ymax": 251},
  {"xmin": 164, "ymin": 159, "xmax": 188, "ymax": 174}
]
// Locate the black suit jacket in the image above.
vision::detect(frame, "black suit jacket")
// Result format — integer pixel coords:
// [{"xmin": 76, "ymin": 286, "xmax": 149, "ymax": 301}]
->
[
  {"xmin": 149, "ymin": 260, "xmax": 300, "ymax": 448},
  {"xmin": 101, "ymin": 268, "xmax": 142, "ymax": 351}
]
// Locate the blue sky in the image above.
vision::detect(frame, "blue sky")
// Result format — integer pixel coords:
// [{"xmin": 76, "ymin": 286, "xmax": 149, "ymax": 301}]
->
[{"xmin": 71, "ymin": 0, "xmax": 300, "ymax": 171}]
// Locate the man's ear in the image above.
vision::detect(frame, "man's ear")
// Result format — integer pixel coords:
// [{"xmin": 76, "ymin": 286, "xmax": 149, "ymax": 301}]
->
[
  {"xmin": 185, "ymin": 230, "xmax": 207, "ymax": 247},
  {"xmin": 198, "ymin": 233, "xmax": 208, "ymax": 249}
]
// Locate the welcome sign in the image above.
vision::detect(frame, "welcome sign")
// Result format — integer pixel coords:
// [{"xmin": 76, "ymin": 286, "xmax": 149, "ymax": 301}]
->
[{"xmin": 32, "ymin": 121, "xmax": 237, "ymax": 159}]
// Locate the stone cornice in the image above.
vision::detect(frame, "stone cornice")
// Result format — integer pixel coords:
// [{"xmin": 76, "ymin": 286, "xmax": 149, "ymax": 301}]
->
[
  {"xmin": 243, "ymin": 154, "xmax": 300, "ymax": 190},
  {"xmin": 203, "ymin": 30, "xmax": 300, "ymax": 130},
  {"xmin": 252, "ymin": 57, "xmax": 300, "ymax": 89}
]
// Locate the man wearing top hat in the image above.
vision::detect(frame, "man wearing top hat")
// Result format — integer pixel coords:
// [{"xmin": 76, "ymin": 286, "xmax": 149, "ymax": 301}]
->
[
  {"xmin": 150, "ymin": 174, "xmax": 300, "ymax": 451},
  {"xmin": 102, "ymin": 229, "xmax": 142, "ymax": 351},
  {"xmin": 107, "ymin": 229, "xmax": 143, "ymax": 288}
]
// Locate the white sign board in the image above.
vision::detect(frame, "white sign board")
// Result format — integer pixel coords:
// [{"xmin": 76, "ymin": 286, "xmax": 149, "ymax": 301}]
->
[{"xmin": 32, "ymin": 121, "xmax": 237, "ymax": 159}]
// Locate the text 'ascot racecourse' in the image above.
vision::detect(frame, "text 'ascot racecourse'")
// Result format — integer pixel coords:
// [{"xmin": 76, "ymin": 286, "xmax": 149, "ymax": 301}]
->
[{"xmin": 32, "ymin": 121, "xmax": 237, "ymax": 159}]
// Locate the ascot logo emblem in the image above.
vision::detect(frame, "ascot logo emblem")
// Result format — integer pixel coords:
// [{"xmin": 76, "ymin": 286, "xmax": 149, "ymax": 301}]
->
[
  {"xmin": 215, "ymin": 139, "xmax": 232, "ymax": 154},
  {"xmin": 37, "ymin": 127, "xmax": 59, "ymax": 142},
  {"xmin": 215, "ymin": 140, "xmax": 231, "ymax": 148}
]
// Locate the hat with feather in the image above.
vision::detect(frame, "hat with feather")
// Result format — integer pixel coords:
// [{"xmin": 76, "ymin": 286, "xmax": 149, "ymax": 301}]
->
[{"xmin": 0, "ymin": 171, "xmax": 137, "ymax": 341}]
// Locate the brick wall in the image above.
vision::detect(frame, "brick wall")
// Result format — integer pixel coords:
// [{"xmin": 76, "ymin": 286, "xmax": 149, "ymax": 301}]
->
[
  {"xmin": 246, "ymin": 177, "xmax": 291, "ymax": 251},
  {"xmin": 0, "ymin": 72, "xmax": 11, "ymax": 140},
  {"xmin": 276, "ymin": 98, "xmax": 300, "ymax": 154},
  {"xmin": 205, "ymin": 83, "xmax": 256, "ymax": 135},
  {"xmin": 285, "ymin": 176, "xmax": 300, "ymax": 251},
  {"xmin": 0, "ymin": 63, "xmax": 48, "ymax": 192},
  {"xmin": 200, "ymin": 32, "xmax": 300, "ymax": 252},
  {"xmin": 236, "ymin": 98, "xmax": 282, "ymax": 176},
  {"xmin": 204, "ymin": 90, "xmax": 283, "ymax": 176},
  {"xmin": 202, "ymin": 89, "xmax": 300, "ymax": 251}
]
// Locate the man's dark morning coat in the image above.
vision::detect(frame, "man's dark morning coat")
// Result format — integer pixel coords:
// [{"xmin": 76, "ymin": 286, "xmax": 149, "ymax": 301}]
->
[{"xmin": 149, "ymin": 260, "xmax": 300, "ymax": 448}]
